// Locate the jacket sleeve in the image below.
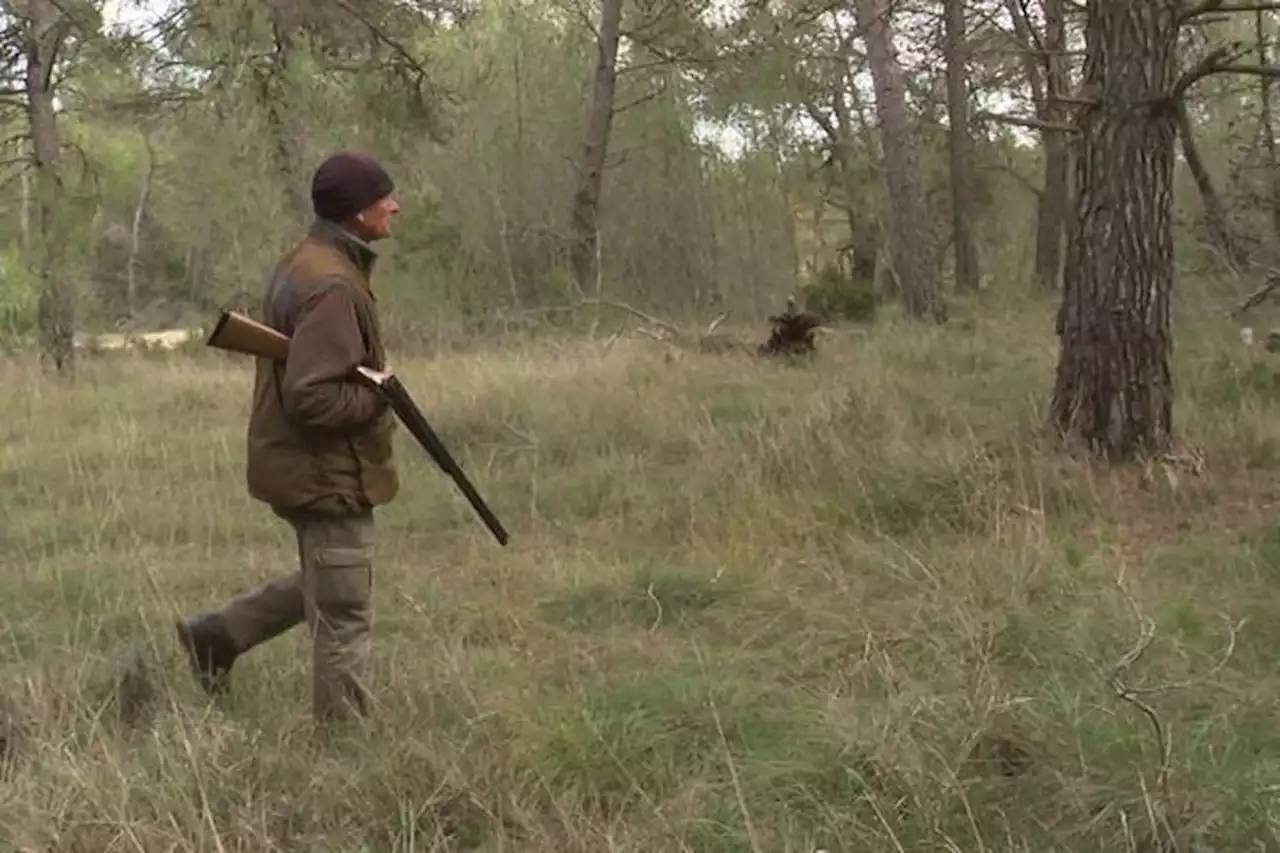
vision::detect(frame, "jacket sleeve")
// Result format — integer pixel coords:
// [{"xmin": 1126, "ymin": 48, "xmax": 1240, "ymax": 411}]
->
[{"xmin": 280, "ymin": 281, "xmax": 387, "ymax": 432}]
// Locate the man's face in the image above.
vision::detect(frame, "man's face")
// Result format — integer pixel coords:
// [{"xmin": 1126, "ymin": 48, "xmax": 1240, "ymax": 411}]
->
[{"xmin": 355, "ymin": 194, "xmax": 400, "ymax": 241}]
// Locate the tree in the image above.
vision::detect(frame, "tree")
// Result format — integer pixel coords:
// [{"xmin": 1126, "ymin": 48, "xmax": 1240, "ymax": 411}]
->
[
  {"xmin": 943, "ymin": 0, "xmax": 980, "ymax": 294},
  {"xmin": 1000, "ymin": 0, "xmax": 1074, "ymax": 291},
  {"xmin": 1, "ymin": 0, "xmax": 99, "ymax": 376},
  {"xmin": 568, "ymin": 0, "xmax": 624, "ymax": 297},
  {"xmin": 854, "ymin": 0, "xmax": 945, "ymax": 322},
  {"xmin": 1050, "ymin": 0, "xmax": 1280, "ymax": 461},
  {"xmin": 1050, "ymin": 1, "xmax": 1180, "ymax": 460},
  {"xmin": 1174, "ymin": 96, "xmax": 1245, "ymax": 272},
  {"xmin": 1253, "ymin": 8, "xmax": 1280, "ymax": 241}
]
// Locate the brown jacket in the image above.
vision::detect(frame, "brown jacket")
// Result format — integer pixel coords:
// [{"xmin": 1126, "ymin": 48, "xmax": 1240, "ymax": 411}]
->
[{"xmin": 245, "ymin": 219, "xmax": 399, "ymax": 514}]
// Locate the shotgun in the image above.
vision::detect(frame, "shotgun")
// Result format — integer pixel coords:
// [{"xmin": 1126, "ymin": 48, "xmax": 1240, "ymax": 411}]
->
[{"xmin": 205, "ymin": 310, "xmax": 510, "ymax": 547}]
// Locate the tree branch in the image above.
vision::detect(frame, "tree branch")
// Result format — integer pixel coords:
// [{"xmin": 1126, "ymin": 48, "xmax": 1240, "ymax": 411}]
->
[
  {"xmin": 1208, "ymin": 62, "xmax": 1280, "ymax": 76},
  {"xmin": 329, "ymin": 0, "xmax": 436, "ymax": 88},
  {"xmin": 973, "ymin": 110, "xmax": 1079, "ymax": 133},
  {"xmin": 1015, "ymin": 0, "xmax": 1046, "ymax": 61},
  {"xmin": 1183, "ymin": 0, "xmax": 1280, "ymax": 21},
  {"xmin": 1002, "ymin": 0, "xmax": 1045, "ymax": 112},
  {"xmin": 614, "ymin": 80, "xmax": 668, "ymax": 113},
  {"xmin": 618, "ymin": 0, "xmax": 681, "ymax": 38},
  {"xmin": 1170, "ymin": 41, "xmax": 1280, "ymax": 101},
  {"xmin": 1181, "ymin": 0, "xmax": 1228, "ymax": 21},
  {"xmin": 977, "ymin": 162, "xmax": 1042, "ymax": 198}
]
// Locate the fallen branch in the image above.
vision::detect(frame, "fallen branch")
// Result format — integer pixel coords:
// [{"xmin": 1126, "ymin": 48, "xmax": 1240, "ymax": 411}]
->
[
  {"xmin": 575, "ymin": 298, "xmax": 685, "ymax": 339},
  {"xmin": 1229, "ymin": 268, "xmax": 1280, "ymax": 318},
  {"xmin": 1105, "ymin": 569, "xmax": 1244, "ymax": 845},
  {"xmin": 1105, "ymin": 584, "xmax": 1169, "ymax": 797},
  {"xmin": 481, "ymin": 297, "xmax": 801, "ymax": 357},
  {"xmin": 560, "ymin": 299, "xmax": 764, "ymax": 354}
]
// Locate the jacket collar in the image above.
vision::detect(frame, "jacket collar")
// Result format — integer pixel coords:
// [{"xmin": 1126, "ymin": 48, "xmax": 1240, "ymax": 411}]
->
[{"xmin": 308, "ymin": 218, "xmax": 378, "ymax": 281}]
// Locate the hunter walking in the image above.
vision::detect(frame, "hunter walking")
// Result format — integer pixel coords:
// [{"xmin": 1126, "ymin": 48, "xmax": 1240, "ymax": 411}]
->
[{"xmin": 176, "ymin": 150, "xmax": 401, "ymax": 727}]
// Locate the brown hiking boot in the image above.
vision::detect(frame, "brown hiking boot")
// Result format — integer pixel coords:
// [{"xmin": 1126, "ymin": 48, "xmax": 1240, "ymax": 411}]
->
[{"xmin": 175, "ymin": 614, "xmax": 238, "ymax": 696}]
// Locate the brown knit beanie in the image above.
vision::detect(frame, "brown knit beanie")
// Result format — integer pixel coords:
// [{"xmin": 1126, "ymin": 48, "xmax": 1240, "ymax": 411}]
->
[{"xmin": 310, "ymin": 150, "xmax": 395, "ymax": 224}]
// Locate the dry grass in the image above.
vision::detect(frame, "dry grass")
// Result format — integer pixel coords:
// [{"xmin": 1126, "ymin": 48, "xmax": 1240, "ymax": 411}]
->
[{"xmin": 1, "ymin": 295, "xmax": 1278, "ymax": 852}]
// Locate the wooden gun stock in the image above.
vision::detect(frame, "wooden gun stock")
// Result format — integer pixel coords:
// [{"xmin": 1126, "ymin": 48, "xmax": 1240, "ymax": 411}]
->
[
  {"xmin": 205, "ymin": 310, "xmax": 510, "ymax": 546},
  {"xmin": 206, "ymin": 310, "xmax": 290, "ymax": 361}
]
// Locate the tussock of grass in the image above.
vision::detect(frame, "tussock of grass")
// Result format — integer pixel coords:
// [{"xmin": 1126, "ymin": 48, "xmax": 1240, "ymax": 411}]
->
[{"xmin": 2, "ymin": 299, "xmax": 1278, "ymax": 850}]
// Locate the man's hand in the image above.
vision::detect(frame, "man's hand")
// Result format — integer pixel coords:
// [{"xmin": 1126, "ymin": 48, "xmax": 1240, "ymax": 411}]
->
[{"xmin": 356, "ymin": 365, "xmax": 394, "ymax": 387}]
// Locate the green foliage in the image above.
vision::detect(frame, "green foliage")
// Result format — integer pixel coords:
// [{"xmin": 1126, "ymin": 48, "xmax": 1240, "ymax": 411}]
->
[
  {"xmin": 1197, "ymin": 353, "xmax": 1280, "ymax": 412},
  {"xmin": 539, "ymin": 561, "xmax": 736, "ymax": 631},
  {"xmin": 0, "ymin": 247, "xmax": 39, "ymax": 340},
  {"xmin": 529, "ymin": 666, "xmax": 823, "ymax": 820},
  {"xmin": 799, "ymin": 261, "xmax": 878, "ymax": 322}
]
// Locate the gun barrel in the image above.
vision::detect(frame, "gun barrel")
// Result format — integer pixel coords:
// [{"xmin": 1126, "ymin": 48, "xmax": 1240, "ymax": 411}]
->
[{"xmin": 381, "ymin": 375, "xmax": 511, "ymax": 546}]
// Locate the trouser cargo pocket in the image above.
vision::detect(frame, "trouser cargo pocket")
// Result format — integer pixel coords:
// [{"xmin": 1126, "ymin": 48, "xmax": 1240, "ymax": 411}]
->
[{"xmin": 312, "ymin": 546, "xmax": 372, "ymax": 605}]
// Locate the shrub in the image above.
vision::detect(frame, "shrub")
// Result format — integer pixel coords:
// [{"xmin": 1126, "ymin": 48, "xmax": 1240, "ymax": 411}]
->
[
  {"xmin": 799, "ymin": 261, "xmax": 878, "ymax": 322},
  {"xmin": 0, "ymin": 247, "xmax": 40, "ymax": 343}
]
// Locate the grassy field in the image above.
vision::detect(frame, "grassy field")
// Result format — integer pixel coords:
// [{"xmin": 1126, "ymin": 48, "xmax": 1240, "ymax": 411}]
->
[{"xmin": 1, "ymin": 293, "xmax": 1278, "ymax": 852}]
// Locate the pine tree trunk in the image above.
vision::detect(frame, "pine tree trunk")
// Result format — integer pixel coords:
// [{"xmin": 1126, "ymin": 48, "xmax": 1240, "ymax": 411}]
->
[
  {"xmin": 1049, "ymin": 0, "xmax": 1180, "ymax": 460},
  {"xmin": 1033, "ymin": 0, "xmax": 1071, "ymax": 290},
  {"xmin": 25, "ymin": 0, "xmax": 74, "ymax": 376},
  {"xmin": 1004, "ymin": 0, "xmax": 1072, "ymax": 290},
  {"xmin": 854, "ymin": 0, "xmax": 945, "ymax": 322},
  {"xmin": 944, "ymin": 0, "xmax": 980, "ymax": 294},
  {"xmin": 1256, "ymin": 10, "xmax": 1280, "ymax": 240},
  {"xmin": 264, "ymin": 0, "xmax": 308, "ymax": 220},
  {"xmin": 569, "ymin": 0, "xmax": 624, "ymax": 298},
  {"xmin": 1035, "ymin": 131, "xmax": 1070, "ymax": 290}
]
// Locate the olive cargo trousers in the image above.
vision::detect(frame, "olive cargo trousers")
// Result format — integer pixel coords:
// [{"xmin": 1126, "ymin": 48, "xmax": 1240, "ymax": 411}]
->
[{"xmin": 214, "ymin": 508, "xmax": 375, "ymax": 724}]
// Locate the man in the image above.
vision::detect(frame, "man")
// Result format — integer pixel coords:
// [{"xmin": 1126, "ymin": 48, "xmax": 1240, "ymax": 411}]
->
[{"xmin": 176, "ymin": 150, "xmax": 401, "ymax": 726}]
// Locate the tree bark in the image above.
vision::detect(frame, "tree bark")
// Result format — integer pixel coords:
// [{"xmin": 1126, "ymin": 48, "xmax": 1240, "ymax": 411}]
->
[
  {"xmin": 801, "ymin": 94, "xmax": 878, "ymax": 286},
  {"xmin": 842, "ymin": 83, "xmax": 882, "ymax": 285},
  {"xmin": 19, "ymin": 168, "xmax": 31, "ymax": 257},
  {"xmin": 127, "ymin": 132, "xmax": 157, "ymax": 319},
  {"xmin": 264, "ymin": 0, "xmax": 308, "ymax": 219},
  {"xmin": 1256, "ymin": 9, "xmax": 1280, "ymax": 241},
  {"xmin": 1034, "ymin": 138, "xmax": 1070, "ymax": 289},
  {"xmin": 854, "ymin": 0, "xmax": 945, "ymax": 321},
  {"xmin": 944, "ymin": 0, "xmax": 980, "ymax": 294},
  {"xmin": 1050, "ymin": 0, "xmax": 1180, "ymax": 461},
  {"xmin": 23, "ymin": 0, "xmax": 74, "ymax": 376},
  {"xmin": 1004, "ymin": 0, "xmax": 1071, "ymax": 290},
  {"xmin": 1035, "ymin": 0, "xmax": 1071, "ymax": 291},
  {"xmin": 569, "ymin": 0, "xmax": 624, "ymax": 298}
]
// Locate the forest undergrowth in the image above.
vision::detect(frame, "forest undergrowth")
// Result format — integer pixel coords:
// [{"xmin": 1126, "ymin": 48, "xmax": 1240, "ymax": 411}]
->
[{"xmin": 1, "ymin": 292, "xmax": 1277, "ymax": 852}]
